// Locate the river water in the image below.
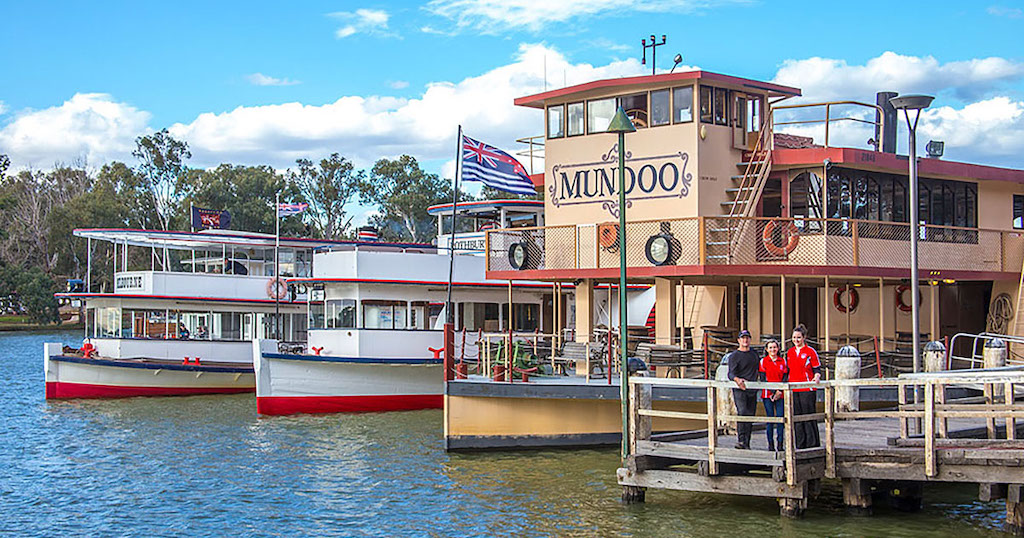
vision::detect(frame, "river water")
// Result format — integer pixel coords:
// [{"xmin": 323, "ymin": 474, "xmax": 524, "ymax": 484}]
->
[{"xmin": 1, "ymin": 330, "xmax": 1010, "ymax": 536}]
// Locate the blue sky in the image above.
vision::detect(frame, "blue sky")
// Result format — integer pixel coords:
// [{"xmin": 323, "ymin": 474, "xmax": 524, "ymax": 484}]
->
[{"xmin": 2, "ymin": 0, "xmax": 1024, "ymax": 177}]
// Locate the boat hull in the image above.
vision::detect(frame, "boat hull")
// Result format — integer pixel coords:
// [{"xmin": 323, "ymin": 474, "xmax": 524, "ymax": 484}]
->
[
  {"xmin": 255, "ymin": 350, "xmax": 442, "ymax": 415},
  {"xmin": 44, "ymin": 344, "xmax": 255, "ymax": 400}
]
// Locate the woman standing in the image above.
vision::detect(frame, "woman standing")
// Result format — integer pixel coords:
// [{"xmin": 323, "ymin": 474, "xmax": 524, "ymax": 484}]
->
[
  {"xmin": 759, "ymin": 340, "xmax": 788, "ymax": 451},
  {"xmin": 786, "ymin": 324, "xmax": 821, "ymax": 449}
]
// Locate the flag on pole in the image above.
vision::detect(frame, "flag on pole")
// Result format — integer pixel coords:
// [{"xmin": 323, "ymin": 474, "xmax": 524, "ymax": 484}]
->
[
  {"xmin": 191, "ymin": 206, "xmax": 231, "ymax": 230},
  {"xmin": 460, "ymin": 134, "xmax": 537, "ymax": 196},
  {"xmin": 277, "ymin": 202, "xmax": 309, "ymax": 217}
]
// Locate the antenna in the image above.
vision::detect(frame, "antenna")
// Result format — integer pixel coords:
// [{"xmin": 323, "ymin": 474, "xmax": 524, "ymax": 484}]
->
[{"xmin": 640, "ymin": 34, "xmax": 667, "ymax": 76}]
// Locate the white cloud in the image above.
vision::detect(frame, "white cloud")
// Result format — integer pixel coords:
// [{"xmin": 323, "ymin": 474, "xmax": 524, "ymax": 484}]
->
[
  {"xmin": 988, "ymin": 5, "xmax": 1023, "ymax": 18},
  {"xmin": 0, "ymin": 93, "xmax": 150, "ymax": 170},
  {"xmin": 246, "ymin": 73, "xmax": 301, "ymax": 86},
  {"xmin": 329, "ymin": 8, "xmax": 393, "ymax": 38},
  {"xmin": 0, "ymin": 100, "xmax": 7, "ymax": 115},
  {"xmin": 424, "ymin": 0, "xmax": 736, "ymax": 33},
  {"xmin": 388, "ymin": 80, "xmax": 410, "ymax": 89},
  {"xmin": 773, "ymin": 51, "xmax": 1024, "ymax": 103},
  {"xmin": 921, "ymin": 97, "xmax": 1024, "ymax": 164}
]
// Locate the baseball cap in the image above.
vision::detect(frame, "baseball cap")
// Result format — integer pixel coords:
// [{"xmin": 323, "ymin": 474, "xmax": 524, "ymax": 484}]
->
[{"xmin": 738, "ymin": 330, "xmax": 752, "ymax": 339}]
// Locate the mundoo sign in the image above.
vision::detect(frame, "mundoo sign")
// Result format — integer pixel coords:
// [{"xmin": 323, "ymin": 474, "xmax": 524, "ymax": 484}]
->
[{"xmin": 548, "ymin": 144, "xmax": 693, "ymax": 218}]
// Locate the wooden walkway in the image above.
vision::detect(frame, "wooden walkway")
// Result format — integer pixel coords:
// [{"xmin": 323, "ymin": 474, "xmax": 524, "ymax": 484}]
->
[{"xmin": 617, "ymin": 372, "xmax": 1024, "ymax": 534}]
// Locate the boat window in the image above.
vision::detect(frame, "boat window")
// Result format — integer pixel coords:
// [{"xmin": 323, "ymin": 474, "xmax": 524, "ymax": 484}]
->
[
  {"xmin": 617, "ymin": 93, "xmax": 648, "ymax": 128},
  {"xmin": 650, "ymin": 89, "xmax": 670, "ymax": 126},
  {"xmin": 587, "ymin": 98, "xmax": 616, "ymax": 134},
  {"xmin": 672, "ymin": 86, "xmax": 693, "ymax": 123},
  {"xmin": 327, "ymin": 299, "xmax": 356, "ymax": 328},
  {"xmin": 1014, "ymin": 195, "xmax": 1024, "ymax": 230},
  {"xmin": 409, "ymin": 301, "xmax": 429, "ymax": 329},
  {"xmin": 86, "ymin": 308, "xmax": 96, "ymax": 338},
  {"xmin": 458, "ymin": 302, "xmax": 500, "ymax": 331},
  {"xmin": 97, "ymin": 307, "xmax": 120, "ymax": 338},
  {"xmin": 567, "ymin": 102, "xmax": 585, "ymax": 136},
  {"xmin": 547, "ymin": 105, "xmax": 564, "ymax": 139},
  {"xmin": 699, "ymin": 86, "xmax": 713, "ymax": 123},
  {"xmin": 511, "ymin": 303, "xmax": 540, "ymax": 332},
  {"xmin": 714, "ymin": 87, "xmax": 729, "ymax": 126},
  {"xmin": 362, "ymin": 300, "xmax": 406, "ymax": 329},
  {"xmin": 308, "ymin": 299, "xmax": 325, "ymax": 329},
  {"xmin": 789, "ymin": 172, "xmax": 823, "ymax": 232}
]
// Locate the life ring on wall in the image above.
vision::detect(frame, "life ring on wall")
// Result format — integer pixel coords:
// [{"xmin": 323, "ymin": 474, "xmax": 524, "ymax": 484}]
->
[
  {"xmin": 834, "ymin": 286, "xmax": 859, "ymax": 314},
  {"xmin": 266, "ymin": 278, "xmax": 287, "ymax": 300},
  {"xmin": 895, "ymin": 285, "xmax": 914, "ymax": 313},
  {"xmin": 598, "ymin": 223, "xmax": 619, "ymax": 250},
  {"xmin": 762, "ymin": 220, "xmax": 800, "ymax": 256}
]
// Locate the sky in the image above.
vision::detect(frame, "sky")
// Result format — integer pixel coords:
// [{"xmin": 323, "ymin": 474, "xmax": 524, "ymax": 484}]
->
[{"xmin": 2, "ymin": 0, "xmax": 1024, "ymax": 183}]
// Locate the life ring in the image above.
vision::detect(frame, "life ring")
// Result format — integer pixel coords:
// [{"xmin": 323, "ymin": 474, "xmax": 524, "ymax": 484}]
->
[
  {"xmin": 834, "ymin": 286, "xmax": 859, "ymax": 314},
  {"xmin": 598, "ymin": 223, "xmax": 619, "ymax": 249},
  {"xmin": 266, "ymin": 278, "xmax": 287, "ymax": 300},
  {"xmin": 895, "ymin": 285, "xmax": 913, "ymax": 313},
  {"xmin": 762, "ymin": 220, "xmax": 800, "ymax": 256}
]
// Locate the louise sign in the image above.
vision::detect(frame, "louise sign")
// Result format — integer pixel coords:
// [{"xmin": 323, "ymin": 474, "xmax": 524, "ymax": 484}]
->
[{"xmin": 548, "ymin": 144, "xmax": 693, "ymax": 218}]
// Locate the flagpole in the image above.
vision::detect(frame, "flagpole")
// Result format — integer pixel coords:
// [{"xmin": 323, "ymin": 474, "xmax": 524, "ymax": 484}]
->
[
  {"xmin": 275, "ymin": 191, "xmax": 281, "ymax": 340},
  {"xmin": 445, "ymin": 125, "xmax": 462, "ymax": 325}
]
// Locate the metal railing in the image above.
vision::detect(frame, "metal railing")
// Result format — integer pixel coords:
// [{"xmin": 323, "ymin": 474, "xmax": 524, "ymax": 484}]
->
[
  {"xmin": 515, "ymin": 135, "xmax": 545, "ymax": 175},
  {"xmin": 771, "ymin": 100, "xmax": 885, "ymax": 150}
]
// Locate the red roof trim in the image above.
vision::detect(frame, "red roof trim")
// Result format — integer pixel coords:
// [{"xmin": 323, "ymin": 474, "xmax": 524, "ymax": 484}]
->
[
  {"xmin": 774, "ymin": 147, "xmax": 1024, "ymax": 183},
  {"xmin": 514, "ymin": 70, "xmax": 801, "ymax": 109},
  {"xmin": 55, "ymin": 292, "xmax": 304, "ymax": 305}
]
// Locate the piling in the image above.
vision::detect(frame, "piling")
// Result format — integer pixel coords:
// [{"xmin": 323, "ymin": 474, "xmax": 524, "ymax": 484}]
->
[{"xmin": 835, "ymin": 345, "xmax": 860, "ymax": 412}]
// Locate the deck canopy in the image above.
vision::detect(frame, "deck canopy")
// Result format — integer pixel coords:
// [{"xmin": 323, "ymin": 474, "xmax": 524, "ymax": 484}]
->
[
  {"xmin": 74, "ymin": 228, "xmax": 430, "ymax": 251},
  {"xmin": 426, "ymin": 199, "xmax": 544, "ymax": 218}
]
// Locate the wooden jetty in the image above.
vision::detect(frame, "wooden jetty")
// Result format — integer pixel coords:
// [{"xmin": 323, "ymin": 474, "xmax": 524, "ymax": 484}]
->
[{"xmin": 617, "ymin": 371, "xmax": 1024, "ymax": 534}]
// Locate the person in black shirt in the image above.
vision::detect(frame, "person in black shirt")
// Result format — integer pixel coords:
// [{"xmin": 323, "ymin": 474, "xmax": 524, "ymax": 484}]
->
[{"xmin": 727, "ymin": 329, "xmax": 760, "ymax": 449}]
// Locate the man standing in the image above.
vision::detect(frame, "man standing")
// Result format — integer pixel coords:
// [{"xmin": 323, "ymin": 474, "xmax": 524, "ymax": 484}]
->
[{"xmin": 728, "ymin": 330, "xmax": 760, "ymax": 449}]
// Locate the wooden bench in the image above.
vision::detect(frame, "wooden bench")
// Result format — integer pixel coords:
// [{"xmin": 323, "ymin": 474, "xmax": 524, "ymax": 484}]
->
[
  {"xmin": 636, "ymin": 343, "xmax": 694, "ymax": 378},
  {"xmin": 551, "ymin": 341, "xmax": 606, "ymax": 377}
]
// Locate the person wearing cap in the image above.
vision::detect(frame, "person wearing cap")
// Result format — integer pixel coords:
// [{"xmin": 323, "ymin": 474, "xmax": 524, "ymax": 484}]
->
[{"xmin": 727, "ymin": 329, "xmax": 760, "ymax": 449}]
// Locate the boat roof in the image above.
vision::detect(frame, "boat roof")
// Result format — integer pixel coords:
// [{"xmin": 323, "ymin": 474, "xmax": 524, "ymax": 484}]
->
[
  {"xmin": 514, "ymin": 70, "xmax": 802, "ymax": 109},
  {"xmin": 426, "ymin": 199, "xmax": 544, "ymax": 217},
  {"xmin": 74, "ymin": 228, "xmax": 432, "ymax": 250}
]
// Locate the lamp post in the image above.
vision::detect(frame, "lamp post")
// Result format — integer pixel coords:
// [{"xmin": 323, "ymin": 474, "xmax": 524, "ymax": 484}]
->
[
  {"xmin": 607, "ymin": 106, "xmax": 636, "ymax": 460},
  {"xmin": 890, "ymin": 94, "xmax": 933, "ymax": 378}
]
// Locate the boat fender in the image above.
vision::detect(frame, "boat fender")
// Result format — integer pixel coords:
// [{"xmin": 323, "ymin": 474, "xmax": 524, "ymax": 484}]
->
[{"xmin": 312, "ymin": 346, "xmax": 323, "ymax": 356}]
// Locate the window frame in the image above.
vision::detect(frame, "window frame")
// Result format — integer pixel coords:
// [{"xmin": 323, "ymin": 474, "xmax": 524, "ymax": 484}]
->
[
  {"xmin": 546, "ymin": 104, "xmax": 564, "ymax": 139},
  {"xmin": 672, "ymin": 85, "xmax": 694, "ymax": 124},
  {"xmin": 566, "ymin": 102, "xmax": 585, "ymax": 137},
  {"xmin": 650, "ymin": 89, "xmax": 671, "ymax": 127}
]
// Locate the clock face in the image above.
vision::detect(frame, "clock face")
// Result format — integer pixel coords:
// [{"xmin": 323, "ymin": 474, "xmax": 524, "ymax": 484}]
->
[{"xmin": 649, "ymin": 236, "xmax": 669, "ymax": 264}]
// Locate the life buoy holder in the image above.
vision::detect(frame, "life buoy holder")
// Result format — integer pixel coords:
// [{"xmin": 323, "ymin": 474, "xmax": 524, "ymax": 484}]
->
[
  {"xmin": 834, "ymin": 286, "xmax": 859, "ymax": 314},
  {"xmin": 895, "ymin": 285, "xmax": 920, "ymax": 313},
  {"xmin": 762, "ymin": 220, "xmax": 800, "ymax": 256},
  {"xmin": 598, "ymin": 223, "xmax": 619, "ymax": 250},
  {"xmin": 266, "ymin": 278, "xmax": 287, "ymax": 300}
]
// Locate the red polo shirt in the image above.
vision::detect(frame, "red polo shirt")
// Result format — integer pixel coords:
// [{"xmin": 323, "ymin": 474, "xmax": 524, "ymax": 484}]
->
[
  {"xmin": 786, "ymin": 345, "xmax": 820, "ymax": 392},
  {"xmin": 759, "ymin": 355, "xmax": 788, "ymax": 399}
]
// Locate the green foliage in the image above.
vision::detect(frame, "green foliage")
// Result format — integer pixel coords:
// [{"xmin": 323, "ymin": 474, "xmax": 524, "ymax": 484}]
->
[
  {"xmin": 133, "ymin": 129, "xmax": 191, "ymax": 230},
  {"xmin": 181, "ymin": 164, "xmax": 303, "ymax": 236},
  {"xmin": 363, "ymin": 155, "xmax": 453, "ymax": 243},
  {"xmin": 0, "ymin": 264, "xmax": 59, "ymax": 324},
  {"xmin": 290, "ymin": 154, "xmax": 364, "ymax": 240}
]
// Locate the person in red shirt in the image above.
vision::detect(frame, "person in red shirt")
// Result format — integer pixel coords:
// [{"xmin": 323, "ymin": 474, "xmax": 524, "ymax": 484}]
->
[
  {"xmin": 758, "ymin": 340, "xmax": 787, "ymax": 451},
  {"xmin": 786, "ymin": 324, "xmax": 821, "ymax": 448}
]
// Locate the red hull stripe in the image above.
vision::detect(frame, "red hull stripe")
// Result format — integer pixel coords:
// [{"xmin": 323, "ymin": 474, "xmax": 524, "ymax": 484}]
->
[
  {"xmin": 45, "ymin": 382, "xmax": 253, "ymax": 400},
  {"xmin": 256, "ymin": 394, "xmax": 442, "ymax": 415}
]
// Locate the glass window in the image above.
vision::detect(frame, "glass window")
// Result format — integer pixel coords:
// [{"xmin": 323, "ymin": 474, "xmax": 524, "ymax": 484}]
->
[
  {"xmin": 714, "ymin": 87, "xmax": 729, "ymax": 125},
  {"xmin": 699, "ymin": 86, "xmax": 713, "ymax": 123},
  {"xmin": 618, "ymin": 93, "xmax": 648, "ymax": 128},
  {"xmin": 309, "ymin": 300, "xmax": 325, "ymax": 329},
  {"xmin": 547, "ymin": 105, "xmax": 564, "ymax": 139},
  {"xmin": 327, "ymin": 299, "xmax": 356, "ymax": 328},
  {"xmin": 587, "ymin": 98, "xmax": 615, "ymax": 134},
  {"xmin": 893, "ymin": 181, "xmax": 907, "ymax": 222},
  {"xmin": 97, "ymin": 307, "xmax": 120, "ymax": 338},
  {"xmin": 86, "ymin": 308, "xmax": 96, "ymax": 338},
  {"xmin": 567, "ymin": 102, "xmax": 584, "ymax": 136},
  {"xmin": 672, "ymin": 86, "xmax": 693, "ymax": 123},
  {"xmin": 650, "ymin": 90, "xmax": 670, "ymax": 126}
]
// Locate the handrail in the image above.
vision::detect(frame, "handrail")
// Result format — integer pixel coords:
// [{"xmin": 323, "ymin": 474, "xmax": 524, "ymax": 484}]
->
[
  {"xmin": 516, "ymin": 135, "xmax": 545, "ymax": 175},
  {"xmin": 771, "ymin": 100, "xmax": 885, "ymax": 150}
]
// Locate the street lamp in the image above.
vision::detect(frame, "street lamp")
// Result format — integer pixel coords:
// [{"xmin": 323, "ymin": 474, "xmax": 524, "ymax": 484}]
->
[
  {"xmin": 607, "ymin": 106, "xmax": 636, "ymax": 460},
  {"xmin": 890, "ymin": 94, "xmax": 934, "ymax": 377}
]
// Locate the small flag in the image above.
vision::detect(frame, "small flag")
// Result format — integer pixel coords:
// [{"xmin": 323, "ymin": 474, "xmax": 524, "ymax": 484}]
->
[
  {"xmin": 461, "ymin": 134, "xmax": 537, "ymax": 196},
  {"xmin": 277, "ymin": 202, "xmax": 309, "ymax": 217},
  {"xmin": 356, "ymin": 227, "xmax": 379, "ymax": 242},
  {"xmin": 191, "ymin": 206, "xmax": 231, "ymax": 230}
]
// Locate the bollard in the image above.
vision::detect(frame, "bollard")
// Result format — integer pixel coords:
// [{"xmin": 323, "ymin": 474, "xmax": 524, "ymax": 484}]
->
[
  {"xmin": 714, "ymin": 356, "xmax": 735, "ymax": 434},
  {"xmin": 924, "ymin": 341, "xmax": 946, "ymax": 373},
  {"xmin": 985, "ymin": 338, "xmax": 1008, "ymax": 404},
  {"xmin": 835, "ymin": 345, "xmax": 861, "ymax": 412}
]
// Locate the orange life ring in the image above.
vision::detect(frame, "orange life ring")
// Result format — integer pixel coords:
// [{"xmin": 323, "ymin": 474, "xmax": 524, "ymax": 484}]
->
[
  {"xmin": 895, "ymin": 285, "xmax": 917, "ymax": 313},
  {"xmin": 598, "ymin": 223, "xmax": 619, "ymax": 249},
  {"xmin": 834, "ymin": 286, "xmax": 859, "ymax": 313},
  {"xmin": 762, "ymin": 220, "xmax": 800, "ymax": 256},
  {"xmin": 266, "ymin": 278, "xmax": 287, "ymax": 300}
]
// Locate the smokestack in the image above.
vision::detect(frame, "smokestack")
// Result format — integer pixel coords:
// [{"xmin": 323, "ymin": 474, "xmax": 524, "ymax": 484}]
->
[{"xmin": 876, "ymin": 92, "xmax": 898, "ymax": 154}]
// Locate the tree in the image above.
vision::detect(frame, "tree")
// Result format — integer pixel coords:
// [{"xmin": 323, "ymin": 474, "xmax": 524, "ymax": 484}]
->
[
  {"xmin": 180, "ymin": 164, "xmax": 304, "ymax": 235},
  {"xmin": 0, "ymin": 264, "xmax": 59, "ymax": 324},
  {"xmin": 290, "ymin": 154, "xmax": 363, "ymax": 240},
  {"xmin": 0, "ymin": 166, "xmax": 90, "ymax": 272},
  {"xmin": 363, "ymin": 155, "xmax": 452, "ymax": 243},
  {"xmin": 133, "ymin": 129, "xmax": 191, "ymax": 230}
]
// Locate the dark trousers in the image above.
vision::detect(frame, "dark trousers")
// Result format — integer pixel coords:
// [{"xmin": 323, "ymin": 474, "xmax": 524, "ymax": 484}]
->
[
  {"xmin": 793, "ymin": 390, "xmax": 820, "ymax": 449},
  {"xmin": 762, "ymin": 397, "xmax": 784, "ymax": 449},
  {"xmin": 732, "ymin": 388, "xmax": 758, "ymax": 447}
]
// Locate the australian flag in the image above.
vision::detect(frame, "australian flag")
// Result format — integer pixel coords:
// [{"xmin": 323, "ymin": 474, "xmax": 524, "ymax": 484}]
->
[
  {"xmin": 277, "ymin": 202, "xmax": 309, "ymax": 217},
  {"xmin": 191, "ymin": 206, "xmax": 231, "ymax": 230},
  {"xmin": 461, "ymin": 135, "xmax": 537, "ymax": 196}
]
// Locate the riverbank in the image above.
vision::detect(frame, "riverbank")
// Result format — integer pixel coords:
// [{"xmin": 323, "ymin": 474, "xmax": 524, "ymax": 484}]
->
[{"xmin": 0, "ymin": 321, "xmax": 82, "ymax": 332}]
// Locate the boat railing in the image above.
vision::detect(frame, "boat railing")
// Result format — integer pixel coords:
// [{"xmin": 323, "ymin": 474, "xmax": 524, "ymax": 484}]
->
[
  {"xmin": 948, "ymin": 332, "xmax": 1024, "ymax": 369},
  {"xmin": 770, "ymin": 100, "xmax": 885, "ymax": 150},
  {"xmin": 515, "ymin": 134, "xmax": 545, "ymax": 175}
]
